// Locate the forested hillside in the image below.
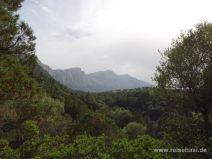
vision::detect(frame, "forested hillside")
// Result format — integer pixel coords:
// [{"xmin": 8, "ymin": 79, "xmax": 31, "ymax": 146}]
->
[{"xmin": 0, "ymin": 0, "xmax": 211, "ymax": 159}]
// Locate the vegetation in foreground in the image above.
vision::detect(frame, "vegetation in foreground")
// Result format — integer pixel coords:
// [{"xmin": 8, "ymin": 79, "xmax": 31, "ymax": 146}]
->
[{"xmin": 0, "ymin": 0, "xmax": 211, "ymax": 158}]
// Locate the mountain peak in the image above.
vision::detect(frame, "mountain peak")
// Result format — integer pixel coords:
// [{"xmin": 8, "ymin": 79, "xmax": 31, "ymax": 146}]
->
[
  {"xmin": 40, "ymin": 63, "xmax": 152, "ymax": 92},
  {"xmin": 65, "ymin": 67, "xmax": 82, "ymax": 71},
  {"xmin": 89, "ymin": 70, "xmax": 116, "ymax": 76}
]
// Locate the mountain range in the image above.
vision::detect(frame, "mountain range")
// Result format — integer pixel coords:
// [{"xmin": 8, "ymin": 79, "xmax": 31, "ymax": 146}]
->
[{"xmin": 39, "ymin": 61, "xmax": 152, "ymax": 92}]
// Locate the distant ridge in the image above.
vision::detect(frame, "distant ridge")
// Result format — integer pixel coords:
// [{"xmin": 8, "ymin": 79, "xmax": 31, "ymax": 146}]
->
[{"xmin": 39, "ymin": 61, "xmax": 152, "ymax": 92}]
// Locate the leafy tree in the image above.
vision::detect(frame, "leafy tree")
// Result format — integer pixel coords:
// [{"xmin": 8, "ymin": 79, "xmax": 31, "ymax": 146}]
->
[
  {"xmin": 20, "ymin": 134, "xmax": 70, "ymax": 159},
  {"xmin": 0, "ymin": 139, "xmax": 20, "ymax": 159},
  {"xmin": 3, "ymin": 1, "xmax": 208, "ymax": 159},
  {"xmin": 69, "ymin": 135, "xmax": 110, "ymax": 159},
  {"xmin": 99, "ymin": 89, "xmax": 153, "ymax": 113},
  {"xmin": 155, "ymin": 22, "xmax": 212, "ymax": 150},
  {"xmin": 110, "ymin": 138, "xmax": 133, "ymax": 158},
  {"xmin": 0, "ymin": 0, "xmax": 36, "ymax": 55},
  {"xmin": 64, "ymin": 95, "xmax": 90, "ymax": 121},
  {"xmin": 0, "ymin": 55, "xmax": 38, "ymax": 101},
  {"xmin": 0, "ymin": 55, "xmax": 39, "ymax": 141},
  {"xmin": 110, "ymin": 107, "xmax": 134, "ymax": 128},
  {"xmin": 132, "ymin": 135, "xmax": 170, "ymax": 159},
  {"xmin": 21, "ymin": 120, "xmax": 39, "ymax": 140},
  {"xmin": 123, "ymin": 122, "xmax": 146, "ymax": 139}
]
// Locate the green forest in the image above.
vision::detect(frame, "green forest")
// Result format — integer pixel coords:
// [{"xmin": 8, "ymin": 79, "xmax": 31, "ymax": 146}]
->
[{"xmin": 0, "ymin": 0, "xmax": 211, "ymax": 159}]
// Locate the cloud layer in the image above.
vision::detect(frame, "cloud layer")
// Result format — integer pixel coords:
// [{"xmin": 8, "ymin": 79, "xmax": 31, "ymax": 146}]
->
[{"xmin": 19, "ymin": 0, "xmax": 212, "ymax": 83}]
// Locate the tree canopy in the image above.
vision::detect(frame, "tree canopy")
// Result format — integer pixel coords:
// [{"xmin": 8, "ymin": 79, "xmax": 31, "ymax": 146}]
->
[
  {"xmin": 0, "ymin": 0, "xmax": 36, "ymax": 55},
  {"xmin": 0, "ymin": 0, "xmax": 211, "ymax": 159},
  {"xmin": 155, "ymin": 22, "xmax": 212, "ymax": 151}
]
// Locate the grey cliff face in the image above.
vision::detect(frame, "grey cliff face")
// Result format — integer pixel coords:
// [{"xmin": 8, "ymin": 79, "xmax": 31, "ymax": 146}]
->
[{"xmin": 40, "ymin": 62, "xmax": 152, "ymax": 92}]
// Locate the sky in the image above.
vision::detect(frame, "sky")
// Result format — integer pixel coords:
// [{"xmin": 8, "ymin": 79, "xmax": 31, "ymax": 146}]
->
[{"xmin": 19, "ymin": 0, "xmax": 212, "ymax": 83}]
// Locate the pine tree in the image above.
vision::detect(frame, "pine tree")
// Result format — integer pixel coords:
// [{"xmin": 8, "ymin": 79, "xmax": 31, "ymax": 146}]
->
[{"xmin": 0, "ymin": 0, "xmax": 36, "ymax": 55}]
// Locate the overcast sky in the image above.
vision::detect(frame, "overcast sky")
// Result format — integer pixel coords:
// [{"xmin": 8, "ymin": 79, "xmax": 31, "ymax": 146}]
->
[{"xmin": 19, "ymin": 0, "xmax": 212, "ymax": 83}]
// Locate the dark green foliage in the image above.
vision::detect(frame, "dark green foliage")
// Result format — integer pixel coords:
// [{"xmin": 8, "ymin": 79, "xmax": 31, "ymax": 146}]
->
[
  {"xmin": 0, "ymin": 0, "xmax": 23, "ymax": 12},
  {"xmin": 109, "ymin": 107, "xmax": 134, "ymax": 128},
  {"xmin": 154, "ymin": 22, "xmax": 212, "ymax": 158},
  {"xmin": 0, "ymin": 139, "xmax": 20, "ymax": 159},
  {"xmin": 21, "ymin": 120, "xmax": 39, "ymax": 140},
  {"xmin": 0, "ymin": 55, "xmax": 38, "ymax": 101},
  {"xmin": 100, "ymin": 88, "xmax": 152, "ymax": 112},
  {"xmin": 0, "ymin": 1, "xmax": 211, "ymax": 159},
  {"xmin": 31, "ymin": 65, "xmax": 70, "ymax": 101},
  {"xmin": 0, "ymin": 53, "xmax": 171, "ymax": 159},
  {"xmin": 122, "ymin": 122, "xmax": 146, "ymax": 139},
  {"xmin": 0, "ymin": 0, "xmax": 35, "ymax": 55},
  {"xmin": 0, "ymin": 55, "xmax": 168, "ymax": 159},
  {"xmin": 1, "ymin": 133, "xmax": 169, "ymax": 159}
]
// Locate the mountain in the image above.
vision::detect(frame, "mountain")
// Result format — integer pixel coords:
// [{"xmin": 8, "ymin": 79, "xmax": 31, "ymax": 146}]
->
[
  {"xmin": 87, "ymin": 71, "xmax": 152, "ymax": 92},
  {"xmin": 39, "ymin": 62, "xmax": 152, "ymax": 92}
]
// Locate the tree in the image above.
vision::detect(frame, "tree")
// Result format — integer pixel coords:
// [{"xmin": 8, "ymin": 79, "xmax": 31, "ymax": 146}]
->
[
  {"xmin": 155, "ymin": 22, "xmax": 212, "ymax": 150},
  {"xmin": 69, "ymin": 135, "xmax": 110, "ymax": 159},
  {"xmin": 122, "ymin": 122, "xmax": 146, "ymax": 139},
  {"xmin": 110, "ymin": 107, "xmax": 134, "ymax": 128},
  {"xmin": 0, "ymin": 139, "xmax": 20, "ymax": 159},
  {"xmin": 132, "ymin": 135, "xmax": 170, "ymax": 159},
  {"xmin": 0, "ymin": 0, "xmax": 36, "ymax": 55},
  {"xmin": 0, "ymin": 55, "xmax": 38, "ymax": 101},
  {"xmin": 21, "ymin": 120, "xmax": 39, "ymax": 140},
  {"xmin": 110, "ymin": 138, "xmax": 133, "ymax": 159}
]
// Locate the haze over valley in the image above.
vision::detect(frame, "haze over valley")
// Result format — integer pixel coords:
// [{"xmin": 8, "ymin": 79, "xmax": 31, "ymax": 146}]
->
[
  {"xmin": 19, "ymin": 0, "xmax": 212, "ymax": 83},
  {"xmin": 1, "ymin": 0, "xmax": 212, "ymax": 158},
  {"xmin": 40, "ymin": 61, "xmax": 152, "ymax": 92}
]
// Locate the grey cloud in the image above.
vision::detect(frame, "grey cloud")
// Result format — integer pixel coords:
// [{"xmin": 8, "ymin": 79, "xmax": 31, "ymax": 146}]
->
[
  {"xmin": 30, "ymin": 0, "xmax": 51, "ymax": 13},
  {"xmin": 55, "ymin": 28, "xmax": 93, "ymax": 39},
  {"xmin": 20, "ymin": 0, "xmax": 212, "ymax": 83},
  {"xmin": 93, "ymin": 38, "xmax": 162, "ymax": 68},
  {"xmin": 21, "ymin": 0, "xmax": 85, "ymax": 28}
]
